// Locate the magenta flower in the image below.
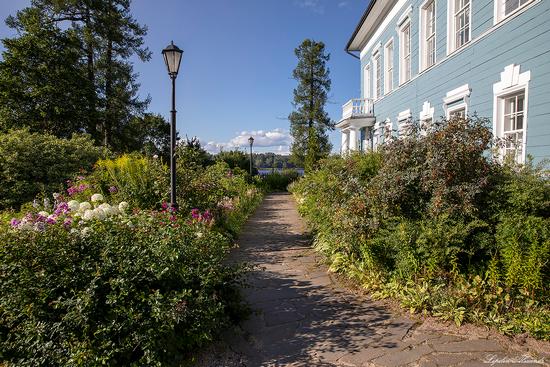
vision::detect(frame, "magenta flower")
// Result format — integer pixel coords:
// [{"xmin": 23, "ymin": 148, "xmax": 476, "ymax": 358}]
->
[
  {"xmin": 201, "ymin": 210, "xmax": 213, "ymax": 223},
  {"xmin": 191, "ymin": 209, "xmax": 200, "ymax": 220},
  {"xmin": 10, "ymin": 218, "xmax": 20, "ymax": 228},
  {"xmin": 162, "ymin": 202, "xmax": 169, "ymax": 210}
]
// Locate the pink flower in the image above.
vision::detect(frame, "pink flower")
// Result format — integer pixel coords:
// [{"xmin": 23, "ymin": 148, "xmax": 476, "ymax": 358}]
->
[
  {"xmin": 169, "ymin": 215, "xmax": 177, "ymax": 222},
  {"xmin": 191, "ymin": 209, "xmax": 200, "ymax": 220},
  {"xmin": 162, "ymin": 202, "xmax": 169, "ymax": 210},
  {"xmin": 10, "ymin": 218, "xmax": 20, "ymax": 228}
]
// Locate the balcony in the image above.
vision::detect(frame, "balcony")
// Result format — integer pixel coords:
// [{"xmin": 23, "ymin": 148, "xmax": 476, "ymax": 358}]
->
[{"xmin": 341, "ymin": 98, "xmax": 374, "ymax": 120}]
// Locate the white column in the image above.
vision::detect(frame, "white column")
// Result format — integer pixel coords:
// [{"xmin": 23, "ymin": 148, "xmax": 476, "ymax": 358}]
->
[
  {"xmin": 341, "ymin": 131, "xmax": 349, "ymax": 155},
  {"xmin": 349, "ymin": 128, "xmax": 358, "ymax": 151}
]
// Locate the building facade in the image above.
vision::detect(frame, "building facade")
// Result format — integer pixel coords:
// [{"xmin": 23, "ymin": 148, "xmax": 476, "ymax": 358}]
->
[{"xmin": 337, "ymin": 0, "xmax": 550, "ymax": 163}]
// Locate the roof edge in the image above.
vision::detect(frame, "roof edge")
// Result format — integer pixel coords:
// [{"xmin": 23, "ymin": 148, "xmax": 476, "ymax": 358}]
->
[{"xmin": 345, "ymin": 0, "xmax": 378, "ymax": 53}]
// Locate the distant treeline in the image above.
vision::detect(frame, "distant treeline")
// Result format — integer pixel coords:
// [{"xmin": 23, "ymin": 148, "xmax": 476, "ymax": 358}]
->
[{"xmin": 252, "ymin": 153, "xmax": 297, "ymax": 169}]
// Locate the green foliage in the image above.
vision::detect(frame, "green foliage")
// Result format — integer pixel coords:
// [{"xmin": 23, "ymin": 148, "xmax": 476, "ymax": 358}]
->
[
  {"xmin": 0, "ymin": 129, "xmax": 101, "ymax": 209},
  {"xmin": 0, "ymin": 7, "xmax": 92, "ymax": 136},
  {"xmin": 258, "ymin": 169, "xmax": 301, "ymax": 191},
  {"xmin": 289, "ymin": 39, "xmax": 334, "ymax": 171},
  {"xmin": 216, "ymin": 150, "xmax": 252, "ymax": 173},
  {"xmin": 93, "ymin": 154, "xmax": 168, "ymax": 209},
  {"xmin": 291, "ymin": 117, "xmax": 550, "ymax": 339},
  {"xmin": 0, "ymin": 211, "xmax": 245, "ymax": 366},
  {"xmin": 0, "ymin": 0, "xmax": 151, "ymax": 149}
]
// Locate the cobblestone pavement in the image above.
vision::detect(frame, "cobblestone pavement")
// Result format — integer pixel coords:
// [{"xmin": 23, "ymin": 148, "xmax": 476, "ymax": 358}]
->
[{"xmin": 203, "ymin": 193, "xmax": 549, "ymax": 367}]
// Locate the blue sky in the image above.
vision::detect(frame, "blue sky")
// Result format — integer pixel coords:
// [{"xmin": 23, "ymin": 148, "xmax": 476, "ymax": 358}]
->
[{"xmin": 0, "ymin": 0, "xmax": 368, "ymax": 154}]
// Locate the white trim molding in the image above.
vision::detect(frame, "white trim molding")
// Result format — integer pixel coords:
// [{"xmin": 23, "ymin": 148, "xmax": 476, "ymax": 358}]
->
[
  {"xmin": 384, "ymin": 37, "xmax": 395, "ymax": 94},
  {"xmin": 359, "ymin": 0, "xmax": 409, "ymax": 59},
  {"xmin": 363, "ymin": 63, "xmax": 371, "ymax": 98},
  {"xmin": 419, "ymin": 101, "xmax": 435, "ymax": 121},
  {"xmin": 493, "ymin": 64, "xmax": 531, "ymax": 163},
  {"xmin": 397, "ymin": 109, "xmax": 413, "ymax": 138},
  {"xmin": 494, "ymin": 0, "xmax": 539, "ymax": 25},
  {"xmin": 397, "ymin": 5, "xmax": 413, "ymax": 26},
  {"xmin": 443, "ymin": 84, "xmax": 471, "ymax": 118}
]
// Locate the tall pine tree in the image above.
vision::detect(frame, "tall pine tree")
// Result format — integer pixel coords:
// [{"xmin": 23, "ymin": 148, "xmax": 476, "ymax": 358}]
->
[
  {"xmin": 289, "ymin": 39, "xmax": 333, "ymax": 171},
  {"xmin": 0, "ymin": 0, "xmax": 152, "ymax": 149}
]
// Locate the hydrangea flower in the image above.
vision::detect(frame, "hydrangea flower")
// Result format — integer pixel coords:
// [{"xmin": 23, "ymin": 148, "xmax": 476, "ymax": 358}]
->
[
  {"xmin": 83, "ymin": 209, "xmax": 95, "ymax": 221},
  {"xmin": 68, "ymin": 200, "xmax": 80, "ymax": 212},
  {"xmin": 91, "ymin": 193, "xmax": 104, "ymax": 202},
  {"xmin": 118, "ymin": 201, "xmax": 129, "ymax": 212},
  {"xmin": 79, "ymin": 202, "xmax": 92, "ymax": 212}
]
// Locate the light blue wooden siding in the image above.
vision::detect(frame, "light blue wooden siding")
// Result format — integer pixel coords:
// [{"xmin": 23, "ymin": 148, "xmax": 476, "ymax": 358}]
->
[{"xmin": 358, "ymin": 0, "xmax": 550, "ymax": 162}]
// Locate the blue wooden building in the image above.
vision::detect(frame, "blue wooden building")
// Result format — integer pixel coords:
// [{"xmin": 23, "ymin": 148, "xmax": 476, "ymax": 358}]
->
[{"xmin": 337, "ymin": 0, "xmax": 550, "ymax": 163}]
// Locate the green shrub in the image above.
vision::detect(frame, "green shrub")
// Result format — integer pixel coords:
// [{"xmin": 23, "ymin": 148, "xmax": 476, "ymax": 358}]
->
[
  {"xmin": 291, "ymin": 117, "xmax": 550, "ymax": 339},
  {"xmin": 0, "ymin": 129, "xmax": 102, "ymax": 209},
  {"xmin": 259, "ymin": 169, "xmax": 301, "ymax": 191},
  {"xmin": 93, "ymin": 154, "xmax": 168, "ymax": 209},
  {"xmin": 0, "ymin": 207, "xmax": 245, "ymax": 366}
]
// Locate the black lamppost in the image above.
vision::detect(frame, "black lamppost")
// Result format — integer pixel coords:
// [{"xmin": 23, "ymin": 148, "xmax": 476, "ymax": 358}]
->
[
  {"xmin": 162, "ymin": 41, "xmax": 183, "ymax": 210},
  {"xmin": 248, "ymin": 136, "xmax": 254, "ymax": 176}
]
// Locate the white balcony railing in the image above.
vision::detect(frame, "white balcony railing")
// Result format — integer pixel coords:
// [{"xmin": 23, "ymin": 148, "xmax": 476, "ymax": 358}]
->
[{"xmin": 342, "ymin": 98, "xmax": 374, "ymax": 120}]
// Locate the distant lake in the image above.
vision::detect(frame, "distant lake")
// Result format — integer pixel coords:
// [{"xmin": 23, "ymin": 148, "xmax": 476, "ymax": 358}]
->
[{"xmin": 257, "ymin": 168, "xmax": 305, "ymax": 176}]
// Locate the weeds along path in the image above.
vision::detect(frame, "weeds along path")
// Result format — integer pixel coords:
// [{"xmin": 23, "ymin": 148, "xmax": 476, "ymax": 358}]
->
[{"xmin": 201, "ymin": 193, "xmax": 548, "ymax": 366}]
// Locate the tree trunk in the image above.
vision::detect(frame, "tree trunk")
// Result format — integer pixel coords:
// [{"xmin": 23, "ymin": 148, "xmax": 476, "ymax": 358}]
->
[{"xmin": 104, "ymin": 38, "xmax": 113, "ymax": 147}]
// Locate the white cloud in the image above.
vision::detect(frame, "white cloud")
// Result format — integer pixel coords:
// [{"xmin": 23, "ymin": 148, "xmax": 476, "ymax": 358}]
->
[
  {"xmin": 202, "ymin": 128, "xmax": 292, "ymax": 154},
  {"xmin": 295, "ymin": 0, "xmax": 325, "ymax": 13},
  {"xmin": 338, "ymin": 1, "xmax": 349, "ymax": 8}
]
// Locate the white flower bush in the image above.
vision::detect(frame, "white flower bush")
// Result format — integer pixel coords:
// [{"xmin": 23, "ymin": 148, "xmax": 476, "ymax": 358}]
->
[
  {"xmin": 91, "ymin": 193, "xmax": 104, "ymax": 202},
  {"xmin": 10, "ymin": 194, "xmax": 130, "ymax": 231}
]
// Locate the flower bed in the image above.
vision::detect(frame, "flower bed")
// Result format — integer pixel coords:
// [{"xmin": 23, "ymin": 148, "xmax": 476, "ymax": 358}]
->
[{"xmin": 1, "ymin": 154, "xmax": 263, "ymax": 365}]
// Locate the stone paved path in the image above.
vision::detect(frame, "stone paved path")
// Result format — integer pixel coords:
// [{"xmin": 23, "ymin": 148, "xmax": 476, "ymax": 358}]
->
[{"xmin": 205, "ymin": 193, "xmax": 549, "ymax": 367}]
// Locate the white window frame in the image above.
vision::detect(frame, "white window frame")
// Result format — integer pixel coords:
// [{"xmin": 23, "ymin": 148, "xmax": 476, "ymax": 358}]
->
[
  {"xmin": 373, "ymin": 120, "xmax": 385, "ymax": 149},
  {"xmin": 443, "ymin": 84, "xmax": 471, "ymax": 119},
  {"xmin": 447, "ymin": 0, "xmax": 472, "ymax": 54},
  {"xmin": 419, "ymin": 0, "xmax": 437, "ymax": 72},
  {"xmin": 399, "ymin": 18, "xmax": 412, "ymax": 85},
  {"xmin": 384, "ymin": 119, "xmax": 393, "ymax": 143},
  {"xmin": 494, "ymin": 0, "xmax": 537, "ymax": 24},
  {"xmin": 372, "ymin": 50, "xmax": 382, "ymax": 100},
  {"xmin": 397, "ymin": 109, "xmax": 413, "ymax": 138},
  {"xmin": 493, "ymin": 64, "xmax": 530, "ymax": 164},
  {"xmin": 363, "ymin": 63, "xmax": 371, "ymax": 99},
  {"xmin": 419, "ymin": 101, "xmax": 435, "ymax": 135},
  {"xmin": 384, "ymin": 38, "xmax": 394, "ymax": 94}
]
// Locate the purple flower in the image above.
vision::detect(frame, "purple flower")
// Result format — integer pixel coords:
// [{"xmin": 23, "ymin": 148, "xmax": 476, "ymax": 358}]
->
[
  {"xmin": 77, "ymin": 175, "xmax": 86, "ymax": 181},
  {"xmin": 36, "ymin": 214, "xmax": 47, "ymax": 222},
  {"xmin": 63, "ymin": 218, "xmax": 72, "ymax": 228},
  {"xmin": 109, "ymin": 186, "xmax": 118, "ymax": 193},
  {"xmin": 54, "ymin": 202, "xmax": 69, "ymax": 216},
  {"xmin": 10, "ymin": 218, "xmax": 20, "ymax": 228},
  {"xmin": 46, "ymin": 216, "xmax": 57, "ymax": 225}
]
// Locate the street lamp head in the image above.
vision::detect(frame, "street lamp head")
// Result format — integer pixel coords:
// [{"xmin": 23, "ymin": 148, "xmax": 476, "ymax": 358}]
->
[
  {"xmin": 162, "ymin": 41, "xmax": 183, "ymax": 78},
  {"xmin": 248, "ymin": 136, "xmax": 254, "ymax": 147}
]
